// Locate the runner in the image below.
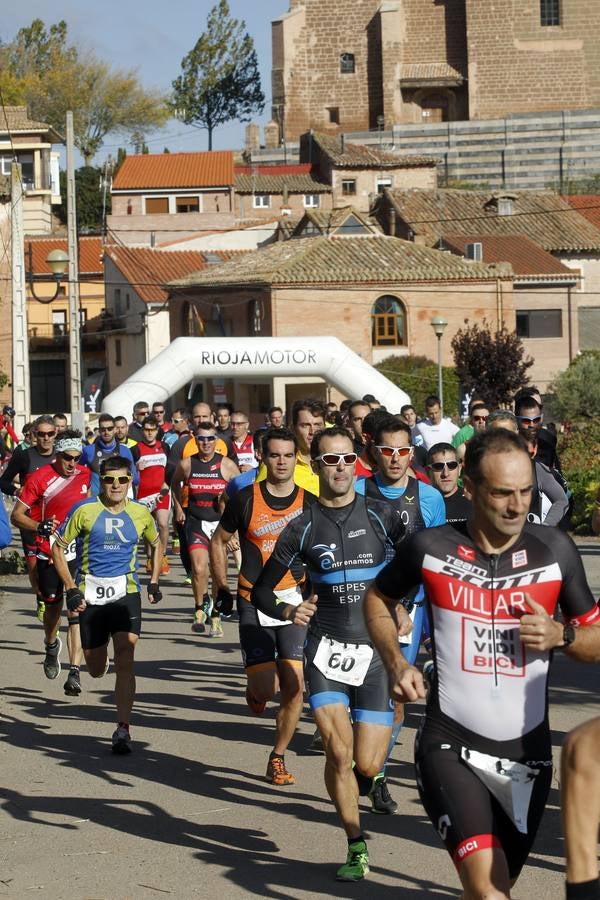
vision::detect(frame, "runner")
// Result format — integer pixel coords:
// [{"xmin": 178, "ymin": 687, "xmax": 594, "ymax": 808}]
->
[
  {"xmin": 211, "ymin": 426, "xmax": 315, "ymax": 784},
  {"xmin": 127, "ymin": 401, "xmax": 150, "ymax": 442},
  {"xmin": 355, "ymin": 417, "xmax": 445, "ymax": 813},
  {"xmin": 81, "ymin": 414, "xmax": 138, "ymax": 496},
  {"xmin": 171, "ymin": 422, "xmax": 239, "ymax": 637},
  {"xmin": 51, "ymin": 456, "xmax": 162, "ymax": 754},
  {"xmin": 365, "ymin": 428, "xmax": 600, "ymax": 899},
  {"xmin": 561, "ymin": 717, "xmax": 600, "ymax": 900},
  {"xmin": 114, "ymin": 416, "xmax": 137, "ymax": 449},
  {"xmin": 230, "ymin": 412, "xmax": 258, "ymax": 472},
  {"xmin": 11, "ymin": 430, "xmax": 91, "ymax": 694},
  {"xmin": 414, "ymin": 394, "xmax": 459, "ymax": 450},
  {"xmin": 252, "ymin": 425, "xmax": 407, "ymax": 882},
  {"xmin": 130, "ymin": 415, "xmax": 171, "ymax": 575},
  {"xmin": 426, "ymin": 442, "xmax": 471, "ymax": 524}
]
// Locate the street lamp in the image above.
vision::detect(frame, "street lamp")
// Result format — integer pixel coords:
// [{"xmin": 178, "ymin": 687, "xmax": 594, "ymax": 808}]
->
[
  {"xmin": 430, "ymin": 316, "xmax": 448, "ymax": 412},
  {"xmin": 26, "ymin": 243, "xmax": 69, "ymax": 303}
]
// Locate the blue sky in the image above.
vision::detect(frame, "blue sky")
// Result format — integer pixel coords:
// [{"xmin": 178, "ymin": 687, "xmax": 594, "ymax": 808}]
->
[{"xmin": 2, "ymin": 0, "xmax": 289, "ymax": 162}]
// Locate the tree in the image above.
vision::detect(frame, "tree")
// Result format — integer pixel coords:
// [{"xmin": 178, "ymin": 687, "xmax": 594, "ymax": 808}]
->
[
  {"xmin": 548, "ymin": 351, "xmax": 600, "ymax": 421},
  {"xmin": 375, "ymin": 355, "xmax": 460, "ymax": 416},
  {"xmin": 172, "ymin": 0, "xmax": 265, "ymax": 150},
  {"xmin": 451, "ymin": 319, "xmax": 533, "ymax": 408},
  {"xmin": 56, "ymin": 165, "xmax": 109, "ymax": 234},
  {"xmin": 1, "ymin": 19, "xmax": 169, "ymax": 164}
]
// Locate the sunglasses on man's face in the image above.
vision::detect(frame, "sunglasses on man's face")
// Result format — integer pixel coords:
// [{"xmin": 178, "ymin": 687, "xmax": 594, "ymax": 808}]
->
[
  {"xmin": 196, "ymin": 435, "xmax": 216, "ymax": 443},
  {"xmin": 429, "ymin": 460, "xmax": 459, "ymax": 472},
  {"xmin": 375, "ymin": 445, "xmax": 411, "ymax": 458},
  {"xmin": 61, "ymin": 453, "xmax": 81, "ymax": 463},
  {"xmin": 101, "ymin": 475, "xmax": 130, "ymax": 485},
  {"xmin": 315, "ymin": 452, "xmax": 357, "ymax": 466},
  {"xmin": 517, "ymin": 415, "xmax": 542, "ymax": 425},
  {"xmin": 37, "ymin": 430, "xmax": 56, "ymax": 438},
  {"xmin": 472, "ymin": 414, "xmax": 489, "ymax": 423}
]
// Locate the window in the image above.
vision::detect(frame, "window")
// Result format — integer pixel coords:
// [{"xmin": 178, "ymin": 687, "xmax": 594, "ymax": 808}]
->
[
  {"xmin": 176, "ymin": 196, "xmax": 200, "ymax": 213},
  {"xmin": 145, "ymin": 197, "xmax": 169, "ymax": 214},
  {"xmin": 115, "ymin": 339, "xmax": 122, "ymax": 367},
  {"xmin": 327, "ymin": 107, "xmax": 340, "ymax": 125},
  {"xmin": 540, "ymin": 0, "xmax": 560, "ymax": 25},
  {"xmin": 79, "ymin": 308, "xmax": 88, "ymax": 328},
  {"xmin": 376, "ymin": 177, "xmax": 392, "ymax": 194},
  {"xmin": 52, "ymin": 309, "xmax": 67, "ymax": 336},
  {"xmin": 0, "ymin": 152, "xmax": 33, "ymax": 187},
  {"xmin": 253, "ymin": 194, "xmax": 270, "ymax": 208},
  {"xmin": 304, "ymin": 193, "xmax": 320, "ymax": 208},
  {"xmin": 114, "ymin": 288, "xmax": 121, "ymax": 315},
  {"xmin": 340, "ymin": 53, "xmax": 355, "ymax": 74},
  {"xmin": 516, "ymin": 309, "xmax": 562, "ymax": 338},
  {"xmin": 341, "ymin": 179, "xmax": 356, "ymax": 196},
  {"xmin": 371, "ymin": 296, "xmax": 407, "ymax": 347}
]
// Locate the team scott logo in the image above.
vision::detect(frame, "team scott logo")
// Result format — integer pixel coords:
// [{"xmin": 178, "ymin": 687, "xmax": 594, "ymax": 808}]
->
[
  {"xmin": 457, "ymin": 544, "xmax": 476, "ymax": 562},
  {"xmin": 313, "ymin": 543, "xmax": 338, "ymax": 569}
]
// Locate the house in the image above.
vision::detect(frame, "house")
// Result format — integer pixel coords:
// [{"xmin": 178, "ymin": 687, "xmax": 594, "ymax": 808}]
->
[
  {"xmin": 108, "ymin": 151, "xmax": 237, "ymax": 245},
  {"xmin": 300, "ymin": 132, "xmax": 437, "ymax": 213},
  {"xmin": 25, "ymin": 236, "xmax": 106, "ymax": 414},
  {"xmin": 166, "ymin": 231, "xmax": 513, "ymax": 414},
  {"xmin": 102, "ymin": 245, "xmax": 242, "ymax": 395},
  {"xmin": 234, "ymin": 163, "xmax": 332, "ymax": 220}
]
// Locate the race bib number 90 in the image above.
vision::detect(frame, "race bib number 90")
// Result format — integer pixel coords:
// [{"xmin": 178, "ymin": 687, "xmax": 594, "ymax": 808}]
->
[
  {"xmin": 84, "ymin": 573, "xmax": 127, "ymax": 606},
  {"xmin": 313, "ymin": 636, "xmax": 373, "ymax": 687}
]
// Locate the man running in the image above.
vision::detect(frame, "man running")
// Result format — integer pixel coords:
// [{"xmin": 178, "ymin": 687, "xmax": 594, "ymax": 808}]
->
[
  {"xmin": 51, "ymin": 457, "xmax": 162, "ymax": 754},
  {"xmin": 365, "ymin": 429, "xmax": 600, "ymax": 899},
  {"xmin": 427, "ymin": 443, "xmax": 471, "ymax": 525},
  {"xmin": 211, "ymin": 427, "xmax": 315, "ymax": 785},
  {"xmin": 252, "ymin": 426, "xmax": 407, "ymax": 882},
  {"xmin": 230, "ymin": 411, "xmax": 257, "ymax": 472},
  {"xmin": 81, "ymin": 414, "xmax": 137, "ymax": 496},
  {"xmin": 11, "ymin": 430, "xmax": 91, "ymax": 695},
  {"xmin": 171, "ymin": 422, "xmax": 239, "ymax": 637},
  {"xmin": 131, "ymin": 415, "xmax": 171, "ymax": 575}
]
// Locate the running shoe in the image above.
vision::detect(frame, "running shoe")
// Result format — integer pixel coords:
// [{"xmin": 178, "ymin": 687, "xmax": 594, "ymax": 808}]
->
[
  {"xmin": 160, "ymin": 556, "xmax": 170, "ymax": 575},
  {"xmin": 172, "ymin": 537, "xmax": 180, "ymax": 552},
  {"xmin": 209, "ymin": 617, "xmax": 224, "ymax": 638},
  {"xmin": 43, "ymin": 637, "xmax": 62, "ymax": 680},
  {"xmin": 191, "ymin": 608, "xmax": 206, "ymax": 633},
  {"xmin": 36, "ymin": 597, "xmax": 45, "ymax": 623},
  {"xmin": 369, "ymin": 775, "xmax": 398, "ymax": 814},
  {"xmin": 64, "ymin": 667, "xmax": 82, "ymax": 696},
  {"xmin": 245, "ymin": 686, "xmax": 266, "ymax": 716},
  {"xmin": 423, "ymin": 659, "xmax": 435, "ymax": 698},
  {"xmin": 145, "ymin": 558, "xmax": 152, "ymax": 575},
  {"xmin": 184, "ymin": 574, "xmax": 192, "ymax": 585},
  {"xmin": 266, "ymin": 753, "xmax": 295, "ymax": 785},
  {"xmin": 336, "ymin": 840, "xmax": 369, "ymax": 882},
  {"xmin": 111, "ymin": 726, "xmax": 132, "ymax": 755},
  {"xmin": 201, "ymin": 594, "xmax": 212, "ymax": 618},
  {"xmin": 310, "ymin": 729, "xmax": 324, "ymax": 752}
]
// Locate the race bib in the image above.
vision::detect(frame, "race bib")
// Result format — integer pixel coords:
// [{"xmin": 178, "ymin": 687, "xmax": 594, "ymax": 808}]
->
[
  {"xmin": 201, "ymin": 520, "xmax": 219, "ymax": 541},
  {"xmin": 398, "ymin": 602, "xmax": 418, "ymax": 646},
  {"xmin": 461, "ymin": 747, "xmax": 540, "ymax": 834},
  {"xmin": 313, "ymin": 636, "xmax": 373, "ymax": 687},
  {"xmin": 84, "ymin": 572, "xmax": 127, "ymax": 606},
  {"xmin": 257, "ymin": 586, "xmax": 302, "ymax": 628},
  {"xmin": 49, "ymin": 533, "xmax": 77, "ymax": 562},
  {"xmin": 138, "ymin": 492, "xmax": 160, "ymax": 512}
]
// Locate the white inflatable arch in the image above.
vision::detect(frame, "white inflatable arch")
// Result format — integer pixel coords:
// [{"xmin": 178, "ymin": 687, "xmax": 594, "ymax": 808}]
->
[{"xmin": 101, "ymin": 336, "xmax": 410, "ymax": 418}]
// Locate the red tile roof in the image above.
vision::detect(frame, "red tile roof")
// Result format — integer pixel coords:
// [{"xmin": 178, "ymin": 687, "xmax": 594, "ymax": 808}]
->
[
  {"xmin": 562, "ymin": 195, "xmax": 600, "ymax": 231},
  {"xmin": 441, "ymin": 233, "xmax": 574, "ymax": 277},
  {"xmin": 111, "ymin": 151, "xmax": 235, "ymax": 190},
  {"xmin": 104, "ymin": 245, "xmax": 240, "ymax": 303},
  {"xmin": 25, "ymin": 236, "xmax": 103, "ymax": 275}
]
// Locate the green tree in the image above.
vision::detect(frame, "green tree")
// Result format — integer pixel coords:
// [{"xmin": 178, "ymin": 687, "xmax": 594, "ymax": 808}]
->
[
  {"xmin": 172, "ymin": 0, "xmax": 265, "ymax": 150},
  {"xmin": 451, "ymin": 319, "xmax": 533, "ymax": 408},
  {"xmin": 548, "ymin": 351, "xmax": 600, "ymax": 421},
  {"xmin": 375, "ymin": 355, "xmax": 460, "ymax": 417},
  {"xmin": 1, "ymin": 19, "xmax": 169, "ymax": 164},
  {"xmin": 56, "ymin": 165, "xmax": 109, "ymax": 234}
]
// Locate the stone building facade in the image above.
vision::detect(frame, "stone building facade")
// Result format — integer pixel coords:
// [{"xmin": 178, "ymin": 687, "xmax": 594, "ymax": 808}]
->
[{"xmin": 272, "ymin": 0, "xmax": 600, "ymax": 141}]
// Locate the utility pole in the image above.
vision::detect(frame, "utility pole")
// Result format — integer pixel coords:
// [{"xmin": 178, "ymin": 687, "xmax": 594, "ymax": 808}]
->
[
  {"xmin": 11, "ymin": 162, "xmax": 30, "ymax": 432},
  {"xmin": 66, "ymin": 111, "xmax": 84, "ymax": 430}
]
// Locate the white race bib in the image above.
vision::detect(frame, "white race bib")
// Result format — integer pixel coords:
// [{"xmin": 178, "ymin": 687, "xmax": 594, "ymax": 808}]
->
[
  {"xmin": 201, "ymin": 520, "xmax": 218, "ymax": 541},
  {"xmin": 460, "ymin": 747, "xmax": 540, "ymax": 834},
  {"xmin": 398, "ymin": 602, "xmax": 418, "ymax": 646},
  {"xmin": 138, "ymin": 492, "xmax": 160, "ymax": 512},
  {"xmin": 84, "ymin": 572, "xmax": 127, "ymax": 606},
  {"xmin": 313, "ymin": 636, "xmax": 373, "ymax": 687},
  {"xmin": 49, "ymin": 533, "xmax": 77, "ymax": 562},
  {"xmin": 257, "ymin": 586, "xmax": 302, "ymax": 628}
]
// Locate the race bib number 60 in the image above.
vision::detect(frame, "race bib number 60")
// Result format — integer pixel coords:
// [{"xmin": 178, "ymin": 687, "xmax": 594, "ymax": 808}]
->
[
  {"xmin": 313, "ymin": 636, "xmax": 373, "ymax": 687},
  {"xmin": 84, "ymin": 573, "xmax": 127, "ymax": 606}
]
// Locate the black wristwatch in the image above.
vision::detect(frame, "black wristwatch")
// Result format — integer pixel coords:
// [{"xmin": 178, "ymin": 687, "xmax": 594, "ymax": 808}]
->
[{"xmin": 560, "ymin": 623, "xmax": 576, "ymax": 649}]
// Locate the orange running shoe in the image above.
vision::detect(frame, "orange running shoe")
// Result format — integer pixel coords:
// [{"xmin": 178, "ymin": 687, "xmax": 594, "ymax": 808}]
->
[
  {"xmin": 161, "ymin": 556, "xmax": 170, "ymax": 575},
  {"xmin": 266, "ymin": 753, "xmax": 295, "ymax": 786},
  {"xmin": 245, "ymin": 686, "xmax": 266, "ymax": 716}
]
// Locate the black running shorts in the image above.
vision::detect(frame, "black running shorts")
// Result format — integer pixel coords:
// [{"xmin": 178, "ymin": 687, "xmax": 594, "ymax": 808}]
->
[
  {"xmin": 237, "ymin": 597, "xmax": 306, "ymax": 669},
  {"xmin": 37, "ymin": 557, "xmax": 76, "ymax": 604},
  {"xmin": 79, "ymin": 593, "xmax": 142, "ymax": 649}
]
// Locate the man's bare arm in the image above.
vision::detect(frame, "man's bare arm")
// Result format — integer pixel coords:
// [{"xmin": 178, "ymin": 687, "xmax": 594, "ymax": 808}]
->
[{"xmin": 209, "ymin": 524, "xmax": 235, "ymax": 590}]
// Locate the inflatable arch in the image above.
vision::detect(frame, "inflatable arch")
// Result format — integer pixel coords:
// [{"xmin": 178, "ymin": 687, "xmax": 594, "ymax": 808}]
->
[{"xmin": 101, "ymin": 336, "xmax": 410, "ymax": 418}]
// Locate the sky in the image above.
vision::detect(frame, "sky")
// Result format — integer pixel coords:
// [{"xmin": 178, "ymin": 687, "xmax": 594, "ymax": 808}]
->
[{"xmin": 2, "ymin": 0, "xmax": 289, "ymax": 164}]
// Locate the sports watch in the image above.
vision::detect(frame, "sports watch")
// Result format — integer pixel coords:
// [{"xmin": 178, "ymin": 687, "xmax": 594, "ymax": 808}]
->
[{"xmin": 560, "ymin": 623, "xmax": 576, "ymax": 648}]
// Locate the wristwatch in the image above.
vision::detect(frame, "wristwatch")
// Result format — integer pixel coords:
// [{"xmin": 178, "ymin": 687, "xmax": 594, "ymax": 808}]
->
[{"xmin": 560, "ymin": 623, "xmax": 576, "ymax": 649}]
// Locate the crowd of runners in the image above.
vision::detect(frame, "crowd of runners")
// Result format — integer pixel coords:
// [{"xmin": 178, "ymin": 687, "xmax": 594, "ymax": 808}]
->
[{"xmin": 0, "ymin": 390, "xmax": 598, "ymax": 899}]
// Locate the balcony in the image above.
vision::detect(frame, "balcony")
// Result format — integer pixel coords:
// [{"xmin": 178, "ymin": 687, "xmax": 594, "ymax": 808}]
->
[{"xmin": 28, "ymin": 318, "xmax": 108, "ymax": 353}]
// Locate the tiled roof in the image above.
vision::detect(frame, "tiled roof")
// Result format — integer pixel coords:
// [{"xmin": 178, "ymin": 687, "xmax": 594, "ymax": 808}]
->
[
  {"xmin": 293, "ymin": 206, "xmax": 380, "ymax": 236},
  {"xmin": 236, "ymin": 164, "xmax": 313, "ymax": 177},
  {"xmin": 104, "ymin": 245, "xmax": 240, "ymax": 303},
  {"xmin": 441, "ymin": 233, "xmax": 576, "ymax": 278},
  {"xmin": 25, "ymin": 236, "xmax": 103, "ymax": 275},
  {"xmin": 111, "ymin": 151, "xmax": 235, "ymax": 190},
  {"xmin": 387, "ymin": 188, "xmax": 600, "ymax": 252},
  {"xmin": 562, "ymin": 195, "xmax": 600, "ymax": 231},
  {"xmin": 0, "ymin": 105, "xmax": 63, "ymax": 142},
  {"xmin": 170, "ymin": 234, "xmax": 509, "ymax": 289},
  {"xmin": 311, "ymin": 132, "xmax": 436, "ymax": 169},
  {"xmin": 400, "ymin": 63, "xmax": 464, "ymax": 83},
  {"xmin": 235, "ymin": 171, "xmax": 330, "ymax": 194}
]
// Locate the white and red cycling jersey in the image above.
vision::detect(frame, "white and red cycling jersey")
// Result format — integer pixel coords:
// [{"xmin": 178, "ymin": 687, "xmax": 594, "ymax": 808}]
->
[
  {"xmin": 232, "ymin": 433, "xmax": 256, "ymax": 469},
  {"xmin": 376, "ymin": 521, "xmax": 600, "ymax": 754},
  {"xmin": 18, "ymin": 463, "xmax": 90, "ymax": 557},
  {"xmin": 131, "ymin": 441, "xmax": 170, "ymax": 510}
]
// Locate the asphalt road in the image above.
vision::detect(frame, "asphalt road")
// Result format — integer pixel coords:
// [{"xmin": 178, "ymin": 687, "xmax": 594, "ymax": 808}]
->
[{"xmin": 1, "ymin": 549, "xmax": 599, "ymax": 899}]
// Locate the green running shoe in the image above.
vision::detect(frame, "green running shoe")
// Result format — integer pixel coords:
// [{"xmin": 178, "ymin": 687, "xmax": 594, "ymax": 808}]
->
[
  {"xmin": 336, "ymin": 839, "xmax": 369, "ymax": 882},
  {"xmin": 36, "ymin": 598, "xmax": 45, "ymax": 623}
]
